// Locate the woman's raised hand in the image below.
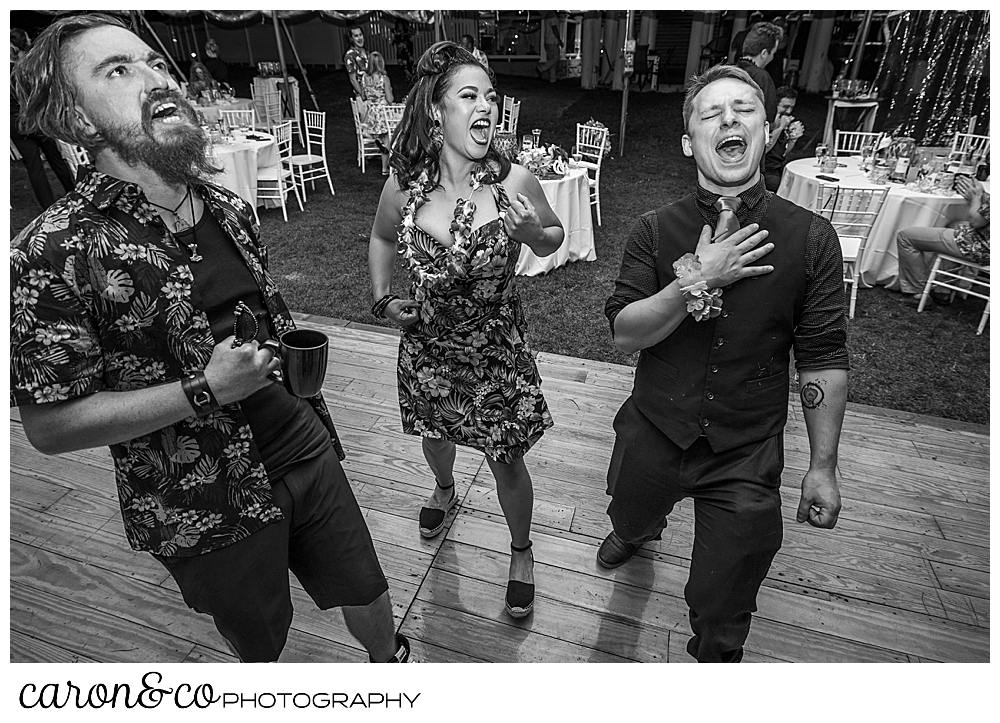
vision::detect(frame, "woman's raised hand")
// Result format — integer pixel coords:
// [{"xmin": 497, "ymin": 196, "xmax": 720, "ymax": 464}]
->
[{"xmin": 504, "ymin": 192, "xmax": 545, "ymax": 247}]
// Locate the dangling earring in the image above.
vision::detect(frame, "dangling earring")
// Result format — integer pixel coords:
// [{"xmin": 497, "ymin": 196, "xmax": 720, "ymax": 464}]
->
[{"xmin": 430, "ymin": 118, "xmax": 443, "ymax": 151}]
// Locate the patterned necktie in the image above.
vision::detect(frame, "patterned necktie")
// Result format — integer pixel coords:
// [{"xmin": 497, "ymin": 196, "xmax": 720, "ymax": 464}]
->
[{"xmin": 713, "ymin": 196, "xmax": 743, "ymax": 242}]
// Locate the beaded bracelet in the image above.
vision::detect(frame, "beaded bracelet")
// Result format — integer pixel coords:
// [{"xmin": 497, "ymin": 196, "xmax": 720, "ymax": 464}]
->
[
  {"xmin": 180, "ymin": 371, "xmax": 222, "ymax": 417},
  {"xmin": 371, "ymin": 293, "xmax": 399, "ymax": 319},
  {"xmin": 672, "ymin": 253, "xmax": 723, "ymax": 322}
]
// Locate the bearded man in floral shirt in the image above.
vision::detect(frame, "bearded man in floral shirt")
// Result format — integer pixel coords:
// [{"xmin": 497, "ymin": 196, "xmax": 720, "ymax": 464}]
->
[{"xmin": 10, "ymin": 13, "xmax": 411, "ymax": 663}]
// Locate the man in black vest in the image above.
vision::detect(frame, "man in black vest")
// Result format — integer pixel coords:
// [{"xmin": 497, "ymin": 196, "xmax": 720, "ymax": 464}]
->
[{"xmin": 599, "ymin": 64, "xmax": 849, "ymax": 663}]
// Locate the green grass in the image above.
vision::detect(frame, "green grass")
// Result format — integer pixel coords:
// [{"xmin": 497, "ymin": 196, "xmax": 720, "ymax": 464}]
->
[{"xmin": 9, "ymin": 65, "xmax": 989, "ymax": 426}]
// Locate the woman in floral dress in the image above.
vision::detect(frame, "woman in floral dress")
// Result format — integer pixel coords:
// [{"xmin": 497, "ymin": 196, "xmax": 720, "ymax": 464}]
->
[
  {"xmin": 368, "ymin": 41, "xmax": 564, "ymax": 618},
  {"xmin": 361, "ymin": 52, "xmax": 395, "ymax": 175}
]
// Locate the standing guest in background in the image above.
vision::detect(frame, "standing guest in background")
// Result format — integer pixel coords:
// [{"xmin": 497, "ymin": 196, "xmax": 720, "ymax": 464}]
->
[
  {"xmin": 736, "ymin": 22, "xmax": 781, "ymax": 126},
  {"xmin": 368, "ymin": 42, "xmax": 563, "ymax": 620},
  {"xmin": 344, "ymin": 25, "xmax": 369, "ymax": 99},
  {"xmin": 461, "ymin": 34, "xmax": 489, "ymax": 71},
  {"xmin": 762, "ymin": 86, "xmax": 805, "ymax": 192},
  {"xmin": 537, "ymin": 11, "xmax": 562, "ymax": 83},
  {"xmin": 10, "ymin": 26, "xmax": 75, "ymax": 209},
  {"xmin": 10, "ymin": 12, "xmax": 412, "ymax": 664},
  {"xmin": 895, "ymin": 177, "xmax": 990, "ymax": 306},
  {"xmin": 361, "ymin": 51, "xmax": 395, "ymax": 176},
  {"xmin": 767, "ymin": 17, "xmax": 789, "ymax": 90},
  {"xmin": 598, "ymin": 64, "xmax": 848, "ymax": 663},
  {"xmin": 393, "ymin": 18, "xmax": 415, "ymax": 87},
  {"xmin": 203, "ymin": 38, "xmax": 229, "ymax": 85}
]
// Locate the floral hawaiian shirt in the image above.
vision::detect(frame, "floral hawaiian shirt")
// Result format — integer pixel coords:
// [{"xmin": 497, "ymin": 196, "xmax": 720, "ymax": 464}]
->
[
  {"xmin": 955, "ymin": 196, "xmax": 990, "ymax": 265},
  {"xmin": 10, "ymin": 167, "xmax": 344, "ymax": 557},
  {"xmin": 344, "ymin": 46, "xmax": 368, "ymax": 90}
]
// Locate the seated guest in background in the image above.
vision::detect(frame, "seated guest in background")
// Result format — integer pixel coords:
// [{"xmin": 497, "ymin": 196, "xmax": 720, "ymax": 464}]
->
[
  {"xmin": 895, "ymin": 176, "xmax": 990, "ymax": 306},
  {"xmin": 10, "ymin": 26, "xmax": 75, "ymax": 209},
  {"xmin": 762, "ymin": 86, "xmax": 805, "ymax": 191},
  {"xmin": 188, "ymin": 60, "xmax": 218, "ymax": 99},
  {"xmin": 11, "ymin": 12, "xmax": 412, "ymax": 664},
  {"xmin": 460, "ymin": 34, "xmax": 489, "ymax": 70},
  {"xmin": 203, "ymin": 38, "xmax": 229, "ymax": 85},
  {"xmin": 344, "ymin": 25, "xmax": 369, "ymax": 99}
]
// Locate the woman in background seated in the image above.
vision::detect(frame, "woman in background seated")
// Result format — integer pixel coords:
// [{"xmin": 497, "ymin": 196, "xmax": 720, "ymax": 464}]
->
[
  {"xmin": 188, "ymin": 60, "xmax": 218, "ymax": 100},
  {"xmin": 361, "ymin": 52, "xmax": 395, "ymax": 176},
  {"xmin": 895, "ymin": 175, "xmax": 990, "ymax": 306},
  {"xmin": 367, "ymin": 42, "xmax": 563, "ymax": 620}
]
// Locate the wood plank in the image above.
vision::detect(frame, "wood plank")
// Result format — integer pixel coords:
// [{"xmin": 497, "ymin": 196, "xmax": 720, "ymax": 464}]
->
[
  {"xmin": 10, "ymin": 581, "xmax": 197, "ymax": 663},
  {"xmin": 401, "ymin": 598, "xmax": 632, "ymax": 663},
  {"xmin": 929, "ymin": 560, "xmax": 990, "ymax": 599},
  {"xmin": 10, "ymin": 630, "xmax": 101, "ymax": 663}
]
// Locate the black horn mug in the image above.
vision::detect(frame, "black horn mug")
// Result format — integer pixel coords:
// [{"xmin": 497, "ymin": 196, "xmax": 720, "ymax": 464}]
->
[{"xmin": 260, "ymin": 329, "xmax": 329, "ymax": 398}]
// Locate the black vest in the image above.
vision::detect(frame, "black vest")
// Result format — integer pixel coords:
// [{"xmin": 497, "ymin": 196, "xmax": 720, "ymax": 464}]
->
[{"xmin": 628, "ymin": 192, "xmax": 814, "ymax": 452}]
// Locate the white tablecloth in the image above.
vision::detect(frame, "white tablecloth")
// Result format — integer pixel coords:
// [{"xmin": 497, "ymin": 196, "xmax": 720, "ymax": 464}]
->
[
  {"xmin": 209, "ymin": 132, "xmax": 278, "ymax": 208},
  {"xmin": 776, "ymin": 157, "xmax": 987, "ymax": 288},
  {"xmin": 516, "ymin": 166, "xmax": 597, "ymax": 276},
  {"xmin": 195, "ymin": 97, "xmax": 254, "ymax": 126}
]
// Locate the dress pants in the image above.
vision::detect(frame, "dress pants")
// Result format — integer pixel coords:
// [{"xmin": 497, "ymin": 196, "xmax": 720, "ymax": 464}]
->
[
  {"xmin": 606, "ymin": 398, "xmax": 784, "ymax": 663},
  {"xmin": 895, "ymin": 225, "xmax": 966, "ymax": 296}
]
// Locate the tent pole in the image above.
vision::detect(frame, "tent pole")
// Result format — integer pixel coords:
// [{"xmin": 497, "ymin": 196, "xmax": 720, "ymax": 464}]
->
[
  {"xmin": 619, "ymin": 10, "xmax": 634, "ymax": 157},
  {"xmin": 270, "ymin": 11, "xmax": 298, "ymax": 129},
  {"xmin": 138, "ymin": 12, "xmax": 187, "ymax": 82},
  {"xmin": 244, "ymin": 26, "xmax": 255, "ymax": 67},
  {"xmin": 280, "ymin": 18, "xmax": 320, "ymax": 110}
]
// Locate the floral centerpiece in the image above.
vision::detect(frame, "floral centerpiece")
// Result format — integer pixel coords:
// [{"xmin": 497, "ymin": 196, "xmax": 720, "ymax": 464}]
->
[{"xmin": 516, "ymin": 143, "xmax": 569, "ymax": 180}]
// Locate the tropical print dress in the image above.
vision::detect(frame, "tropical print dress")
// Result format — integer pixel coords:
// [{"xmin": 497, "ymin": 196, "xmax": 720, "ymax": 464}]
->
[
  {"xmin": 396, "ymin": 177, "xmax": 553, "ymax": 463},
  {"xmin": 361, "ymin": 73, "xmax": 390, "ymax": 136}
]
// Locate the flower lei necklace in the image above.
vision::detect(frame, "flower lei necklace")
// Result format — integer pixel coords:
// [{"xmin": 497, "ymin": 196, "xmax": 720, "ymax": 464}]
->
[{"xmin": 398, "ymin": 164, "xmax": 493, "ymax": 294}]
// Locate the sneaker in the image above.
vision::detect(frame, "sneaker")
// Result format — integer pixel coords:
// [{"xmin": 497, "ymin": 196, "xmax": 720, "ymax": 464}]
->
[{"xmin": 373, "ymin": 633, "xmax": 415, "ymax": 663}]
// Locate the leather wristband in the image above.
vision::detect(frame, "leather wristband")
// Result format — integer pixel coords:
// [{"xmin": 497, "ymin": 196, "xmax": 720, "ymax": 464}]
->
[
  {"xmin": 180, "ymin": 371, "xmax": 222, "ymax": 417},
  {"xmin": 371, "ymin": 293, "xmax": 398, "ymax": 319}
]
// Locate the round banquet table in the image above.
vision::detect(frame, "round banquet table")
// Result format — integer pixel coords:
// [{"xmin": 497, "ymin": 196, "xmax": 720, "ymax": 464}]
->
[
  {"xmin": 516, "ymin": 166, "xmax": 597, "ymax": 276},
  {"xmin": 195, "ymin": 97, "xmax": 255, "ymax": 126},
  {"xmin": 209, "ymin": 132, "xmax": 278, "ymax": 209},
  {"xmin": 776, "ymin": 156, "xmax": 989, "ymax": 288}
]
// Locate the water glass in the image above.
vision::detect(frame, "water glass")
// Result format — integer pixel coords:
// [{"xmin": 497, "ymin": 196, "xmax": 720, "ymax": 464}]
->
[{"xmin": 814, "ymin": 144, "xmax": 829, "ymax": 166}]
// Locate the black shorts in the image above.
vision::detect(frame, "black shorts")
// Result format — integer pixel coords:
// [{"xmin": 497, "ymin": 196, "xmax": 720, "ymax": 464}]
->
[{"xmin": 153, "ymin": 446, "xmax": 388, "ymax": 662}]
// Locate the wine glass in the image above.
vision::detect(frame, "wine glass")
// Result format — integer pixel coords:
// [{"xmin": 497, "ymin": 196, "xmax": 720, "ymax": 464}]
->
[{"xmin": 814, "ymin": 143, "xmax": 829, "ymax": 167}]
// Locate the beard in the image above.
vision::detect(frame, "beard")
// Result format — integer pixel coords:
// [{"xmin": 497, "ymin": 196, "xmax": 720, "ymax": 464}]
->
[{"xmin": 94, "ymin": 90, "xmax": 221, "ymax": 187}]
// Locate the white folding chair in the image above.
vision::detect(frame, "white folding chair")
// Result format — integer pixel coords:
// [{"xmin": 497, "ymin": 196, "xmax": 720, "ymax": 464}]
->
[
  {"xmin": 249, "ymin": 85, "xmax": 267, "ymax": 130},
  {"xmin": 255, "ymin": 121, "xmax": 303, "ymax": 222},
  {"xmin": 56, "ymin": 140, "xmax": 91, "ymax": 179},
  {"xmin": 950, "ymin": 132, "xmax": 990, "ymax": 159},
  {"xmin": 576, "ymin": 122, "xmax": 610, "ymax": 226},
  {"xmin": 506, "ymin": 100, "xmax": 521, "ymax": 136},
  {"xmin": 834, "ymin": 130, "xmax": 883, "ymax": 156},
  {"xmin": 286, "ymin": 110, "xmax": 335, "ymax": 202},
  {"xmin": 500, "ymin": 96, "xmax": 519, "ymax": 134},
  {"xmin": 261, "ymin": 91, "xmax": 283, "ymax": 133},
  {"xmin": 220, "ymin": 109, "xmax": 255, "ymax": 134},
  {"xmin": 276, "ymin": 80, "xmax": 304, "ymax": 146},
  {"xmin": 381, "ymin": 104, "xmax": 406, "ymax": 147},
  {"xmin": 350, "ymin": 98, "xmax": 382, "ymax": 173},
  {"xmin": 918, "ymin": 254, "xmax": 990, "ymax": 335},
  {"xmin": 812, "ymin": 183, "xmax": 889, "ymax": 319}
]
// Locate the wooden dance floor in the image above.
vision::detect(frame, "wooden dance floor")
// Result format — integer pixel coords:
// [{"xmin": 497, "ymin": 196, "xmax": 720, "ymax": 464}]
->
[{"xmin": 10, "ymin": 315, "xmax": 989, "ymax": 663}]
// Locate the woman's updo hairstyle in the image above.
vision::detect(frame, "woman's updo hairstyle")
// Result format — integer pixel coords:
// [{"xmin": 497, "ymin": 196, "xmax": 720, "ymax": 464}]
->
[{"xmin": 390, "ymin": 41, "xmax": 509, "ymax": 189}]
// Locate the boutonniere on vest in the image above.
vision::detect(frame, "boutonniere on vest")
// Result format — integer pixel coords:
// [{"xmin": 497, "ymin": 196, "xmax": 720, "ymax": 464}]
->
[{"xmin": 673, "ymin": 253, "xmax": 723, "ymax": 321}]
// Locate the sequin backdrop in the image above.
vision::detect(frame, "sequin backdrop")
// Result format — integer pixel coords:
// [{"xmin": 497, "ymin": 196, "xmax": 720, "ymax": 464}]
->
[{"xmin": 873, "ymin": 10, "xmax": 990, "ymax": 146}]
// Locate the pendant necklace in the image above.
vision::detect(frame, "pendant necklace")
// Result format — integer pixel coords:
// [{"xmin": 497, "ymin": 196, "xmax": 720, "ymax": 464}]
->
[{"xmin": 149, "ymin": 186, "xmax": 202, "ymax": 262}]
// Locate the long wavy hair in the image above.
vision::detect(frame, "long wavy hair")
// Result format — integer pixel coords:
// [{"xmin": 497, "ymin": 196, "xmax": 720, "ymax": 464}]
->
[
  {"xmin": 390, "ymin": 41, "xmax": 510, "ymax": 189},
  {"xmin": 12, "ymin": 12, "xmax": 128, "ymax": 145}
]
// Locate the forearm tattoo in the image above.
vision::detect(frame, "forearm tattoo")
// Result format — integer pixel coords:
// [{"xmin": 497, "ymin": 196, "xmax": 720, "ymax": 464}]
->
[{"xmin": 800, "ymin": 379, "xmax": 826, "ymax": 410}]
